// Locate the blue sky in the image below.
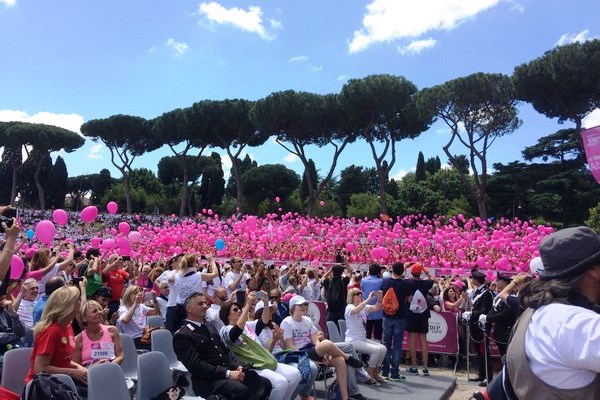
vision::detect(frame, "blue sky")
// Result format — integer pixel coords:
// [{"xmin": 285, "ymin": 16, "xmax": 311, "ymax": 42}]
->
[{"xmin": 1, "ymin": 0, "xmax": 599, "ymax": 183}]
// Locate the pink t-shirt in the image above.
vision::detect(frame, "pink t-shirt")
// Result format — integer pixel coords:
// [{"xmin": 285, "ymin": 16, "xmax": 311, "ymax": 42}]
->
[{"xmin": 81, "ymin": 324, "xmax": 114, "ymax": 366}]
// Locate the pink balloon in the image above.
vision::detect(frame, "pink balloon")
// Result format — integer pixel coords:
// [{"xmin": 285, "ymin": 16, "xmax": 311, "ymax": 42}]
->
[
  {"xmin": 10, "ymin": 255, "xmax": 24, "ymax": 279},
  {"xmin": 275, "ymin": 196, "xmax": 280, "ymax": 203},
  {"xmin": 81, "ymin": 206, "xmax": 99, "ymax": 223},
  {"xmin": 118, "ymin": 222, "xmax": 131, "ymax": 235},
  {"xmin": 128, "ymin": 231, "xmax": 141, "ymax": 243},
  {"xmin": 107, "ymin": 201, "xmax": 118, "ymax": 214},
  {"xmin": 117, "ymin": 237, "xmax": 131, "ymax": 256},
  {"xmin": 456, "ymin": 249, "xmax": 465, "ymax": 259},
  {"xmin": 91, "ymin": 237, "xmax": 101, "ymax": 247},
  {"xmin": 319, "ymin": 201, "xmax": 325, "ymax": 206},
  {"xmin": 311, "ymin": 259, "xmax": 320, "ymax": 267},
  {"xmin": 345, "ymin": 242, "xmax": 355, "ymax": 252},
  {"xmin": 101, "ymin": 238, "xmax": 115, "ymax": 250},
  {"xmin": 35, "ymin": 220, "xmax": 56, "ymax": 245},
  {"xmin": 52, "ymin": 209, "xmax": 68, "ymax": 226}
]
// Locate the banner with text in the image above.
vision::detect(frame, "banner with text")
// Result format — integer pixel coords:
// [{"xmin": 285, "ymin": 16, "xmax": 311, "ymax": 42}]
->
[{"xmin": 582, "ymin": 125, "xmax": 600, "ymax": 184}]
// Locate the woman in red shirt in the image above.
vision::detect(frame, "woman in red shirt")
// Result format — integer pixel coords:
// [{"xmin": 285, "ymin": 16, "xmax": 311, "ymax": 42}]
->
[{"xmin": 26, "ymin": 286, "xmax": 87, "ymax": 396}]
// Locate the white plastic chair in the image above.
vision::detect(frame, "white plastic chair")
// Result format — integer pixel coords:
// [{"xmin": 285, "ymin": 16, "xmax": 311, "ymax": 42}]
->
[
  {"xmin": 87, "ymin": 362, "xmax": 131, "ymax": 400},
  {"xmin": 0, "ymin": 347, "xmax": 33, "ymax": 395},
  {"xmin": 119, "ymin": 333, "xmax": 139, "ymax": 383},
  {"xmin": 150, "ymin": 329, "xmax": 188, "ymax": 374},
  {"xmin": 326, "ymin": 321, "xmax": 342, "ymax": 342},
  {"xmin": 137, "ymin": 351, "xmax": 196, "ymax": 400},
  {"xmin": 337, "ymin": 319, "xmax": 347, "ymax": 341},
  {"xmin": 147, "ymin": 315, "xmax": 165, "ymax": 328}
]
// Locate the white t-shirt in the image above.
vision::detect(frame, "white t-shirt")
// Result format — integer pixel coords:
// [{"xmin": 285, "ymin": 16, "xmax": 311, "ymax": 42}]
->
[
  {"xmin": 220, "ymin": 320, "xmax": 260, "ymax": 346},
  {"xmin": 17, "ymin": 299, "xmax": 36, "ymax": 328},
  {"xmin": 201, "ymin": 269, "xmax": 222, "ymax": 298},
  {"xmin": 281, "ymin": 315, "xmax": 317, "ymax": 350},
  {"xmin": 118, "ymin": 304, "xmax": 151, "ymax": 339},
  {"xmin": 156, "ymin": 270, "xmax": 178, "ymax": 307},
  {"xmin": 223, "ymin": 271, "xmax": 249, "ymax": 295},
  {"xmin": 257, "ymin": 325, "xmax": 284, "ymax": 354},
  {"xmin": 37, "ymin": 263, "xmax": 61, "ymax": 300},
  {"xmin": 156, "ymin": 296, "xmax": 168, "ymax": 320},
  {"xmin": 344, "ymin": 304, "xmax": 375, "ymax": 342},
  {"xmin": 206, "ymin": 304, "xmax": 224, "ymax": 333},
  {"xmin": 302, "ymin": 279, "xmax": 322, "ymax": 301},
  {"xmin": 174, "ymin": 271, "xmax": 203, "ymax": 305},
  {"xmin": 525, "ymin": 303, "xmax": 600, "ymax": 389}
]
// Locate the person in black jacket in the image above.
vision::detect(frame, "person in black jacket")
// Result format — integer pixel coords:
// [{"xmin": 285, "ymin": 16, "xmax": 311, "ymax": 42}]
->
[
  {"xmin": 173, "ymin": 292, "xmax": 271, "ymax": 400},
  {"xmin": 462, "ymin": 269, "xmax": 493, "ymax": 386},
  {"xmin": 0, "ymin": 295, "xmax": 25, "ymax": 376},
  {"xmin": 480, "ymin": 273, "xmax": 517, "ymax": 357}
]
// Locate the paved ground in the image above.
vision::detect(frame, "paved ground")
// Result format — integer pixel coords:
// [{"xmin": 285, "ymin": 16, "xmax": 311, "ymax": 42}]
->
[{"xmin": 314, "ymin": 371, "xmax": 457, "ymax": 400}]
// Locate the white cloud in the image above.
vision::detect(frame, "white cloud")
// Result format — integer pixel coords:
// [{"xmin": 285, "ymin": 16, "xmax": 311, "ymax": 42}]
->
[
  {"xmin": 583, "ymin": 108, "xmax": 600, "ymax": 129},
  {"xmin": 398, "ymin": 38, "xmax": 437, "ymax": 55},
  {"xmin": 311, "ymin": 65, "xmax": 323, "ymax": 72},
  {"xmin": 348, "ymin": 0, "xmax": 501, "ymax": 53},
  {"xmin": 391, "ymin": 169, "xmax": 409, "ymax": 180},
  {"xmin": 269, "ymin": 18, "xmax": 282, "ymax": 30},
  {"xmin": 509, "ymin": 1, "xmax": 525, "ymax": 13},
  {"xmin": 337, "ymin": 75, "xmax": 350, "ymax": 82},
  {"xmin": 0, "ymin": 0, "xmax": 16, "ymax": 7},
  {"xmin": 199, "ymin": 2, "xmax": 276, "ymax": 40},
  {"xmin": 556, "ymin": 29, "xmax": 597, "ymax": 46},
  {"xmin": 283, "ymin": 153, "xmax": 298, "ymax": 163},
  {"xmin": 289, "ymin": 55, "xmax": 308, "ymax": 62},
  {"xmin": 166, "ymin": 38, "xmax": 189, "ymax": 55},
  {"xmin": 87, "ymin": 144, "xmax": 103, "ymax": 160},
  {"xmin": 0, "ymin": 109, "xmax": 84, "ymax": 135}
]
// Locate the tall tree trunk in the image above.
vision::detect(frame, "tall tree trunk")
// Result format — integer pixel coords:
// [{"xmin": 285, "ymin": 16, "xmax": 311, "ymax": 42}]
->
[
  {"xmin": 123, "ymin": 174, "xmax": 132, "ymax": 214},
  {"xmin": 34, "ymin": 155, "xmax": 46, "ymax": 211},
  {"xmin": 179, "ymin": 161, "xmax": 189, "ymax": 217},
  {"xmin": 230, "ymin": 154, "xmax": 244, "ymax": 214},
  {"xmin": 10, "ymin": 168, "xmax": 18, "ymax": 206},
  {"xmin": 377, "ymin": 165, "xmax": 388, "ymax": 216},
  {"xmin": 305, "ymin": 167, "xmax": 317, "ymax": 217}
]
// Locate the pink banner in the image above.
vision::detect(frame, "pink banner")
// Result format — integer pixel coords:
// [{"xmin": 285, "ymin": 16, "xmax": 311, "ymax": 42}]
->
[
  {"xmin": 306, "ymin": 300, "xmax": 328, "ymax": 337},
  {"xmin": 582, "ymin": 125, "xmax": 600, "ymax": 184},
  {"xmin": 401, "ymin": 311, "xmax": 459, "ymax": 355}
]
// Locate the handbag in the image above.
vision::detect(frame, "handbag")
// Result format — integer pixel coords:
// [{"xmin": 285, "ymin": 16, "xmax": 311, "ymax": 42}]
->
[
  {"xmin": 228, "ymin": 333, "xmax": 278, "ymax": 371},
  {"xmin": 139, "ymin": 326, "xmax": 162, "ymax": 346}
]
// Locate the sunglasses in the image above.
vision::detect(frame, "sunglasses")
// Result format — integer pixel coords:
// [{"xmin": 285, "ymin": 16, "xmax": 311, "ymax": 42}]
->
[
  {"xmin": 231, "ymin": 307, "xmax": 241, "ymax": 312},
  {"xmin": 353, "ymin": 292, "xmax": 362, "ymax": 296},
  {"xmin": 270, "ymin": 296, "xmax": 280, "ymax": 300}
]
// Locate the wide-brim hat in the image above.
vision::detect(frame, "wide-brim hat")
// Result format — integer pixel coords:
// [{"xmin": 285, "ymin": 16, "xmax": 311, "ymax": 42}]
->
[
  {"xmin": 539, "ymin": 226, "xmax": 600, "ymax": 280},
  {"xmin": 496, "ymin": 273, "xmax": 512, "ymax": 283}
]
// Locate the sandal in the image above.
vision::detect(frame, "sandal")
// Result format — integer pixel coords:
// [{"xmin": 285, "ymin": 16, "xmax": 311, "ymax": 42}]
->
[{"xmin": 363, "ymin": 378, "xmax": 378, "ymax": 386}]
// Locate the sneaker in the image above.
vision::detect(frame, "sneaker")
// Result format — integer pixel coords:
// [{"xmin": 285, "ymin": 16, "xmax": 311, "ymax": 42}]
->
[
  {"xmin": 349, "ymin": 394, "xmax": 368, "ymax": 400},
  {"xmin": 422, "ymin": 368, "xmax": 429, "ymax": 376},
  {"xmin": 406, "ymin": 367, "xmax": 419, "ymax": 375},
  {"xmin": 381, "ymin": 373, "xmax": 390, "ymax": 381},
  {"xmin": 346, "ymin": 356, "xmax": 364, "ymax": 369},
  {"xmin": 389, "ymin": 374, "xmax": 406, "ymax": 382}
]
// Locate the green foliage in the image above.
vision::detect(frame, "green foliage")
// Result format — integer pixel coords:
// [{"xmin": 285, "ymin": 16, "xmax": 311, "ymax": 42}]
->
[
  {"xmin": 198, "ymin": 152, "xmax": 225, "ymax": 210},
  {"xmin": 513, "ymin": 39, "xmax": 600, "ymax": 124},
  {"xmin": 347, "ymin": 193, "xmax": 398, "ymax": 219},
  {"xmin": 585, "ymin": 202, "xmax": 600, "ymax": 233},
  {"xmin": 130, "ymin": 168, "xmax": 164, "ymax": 196},
  {"xmin": 241, "ymin": 164, "xmax": 301, "ymax": 215},
  {"xmin": 46, "ymin": 156, "xmax": 68, "ymax": 209},
  {"xmin": 522, "ymin": 128, "xmax": 582, "ymax": 162},
  {"xmin": 415, "ymin": 152, "xmax": 426, "ymax": 181}
]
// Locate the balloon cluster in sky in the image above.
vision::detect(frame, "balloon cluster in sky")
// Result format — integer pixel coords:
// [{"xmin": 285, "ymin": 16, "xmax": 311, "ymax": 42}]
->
[{"xmin": 20, "ymin": 203, "xmax": 552, "ymax": 277}]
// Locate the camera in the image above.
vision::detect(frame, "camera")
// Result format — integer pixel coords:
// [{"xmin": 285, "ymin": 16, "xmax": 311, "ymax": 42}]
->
[{"xmin": 0, "ymin": 208, "xmax": 17, "ymax": 233}]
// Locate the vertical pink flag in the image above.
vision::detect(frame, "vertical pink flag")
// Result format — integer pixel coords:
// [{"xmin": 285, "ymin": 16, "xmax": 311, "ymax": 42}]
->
[{"xmin": 581, "ymin": 125, "xmax": 600, "ymax": 184}]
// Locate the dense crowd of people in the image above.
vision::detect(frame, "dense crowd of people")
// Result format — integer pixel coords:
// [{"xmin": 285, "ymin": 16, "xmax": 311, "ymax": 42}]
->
[{"xmin": 0, "ymin": 205, "xmax": 598, "ymax": 400}]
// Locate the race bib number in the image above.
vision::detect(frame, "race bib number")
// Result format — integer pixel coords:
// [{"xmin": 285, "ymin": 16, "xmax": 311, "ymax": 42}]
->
[{"xmin": 90, "ymin": 342, "xmax": 115, "ymax": 360}]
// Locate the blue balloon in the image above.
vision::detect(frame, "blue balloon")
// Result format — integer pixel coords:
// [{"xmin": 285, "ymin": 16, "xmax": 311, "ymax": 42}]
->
[
  {"xmin": 215, "ymin": 238, "xmax": 226, "ymax": 251},
  {"xmin": 26, "ymin": 229, "xmax": 34, "ymax": 240}
]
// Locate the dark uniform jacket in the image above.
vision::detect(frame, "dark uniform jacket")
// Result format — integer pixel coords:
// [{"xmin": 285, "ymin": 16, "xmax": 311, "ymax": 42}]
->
[
  {"xmin": 173, "ymin": 319, "xmax": 246, "ymax": 396},
  {"xmin": 486, "ymin": 295, "xmax": 517, "ymax": 344}
]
